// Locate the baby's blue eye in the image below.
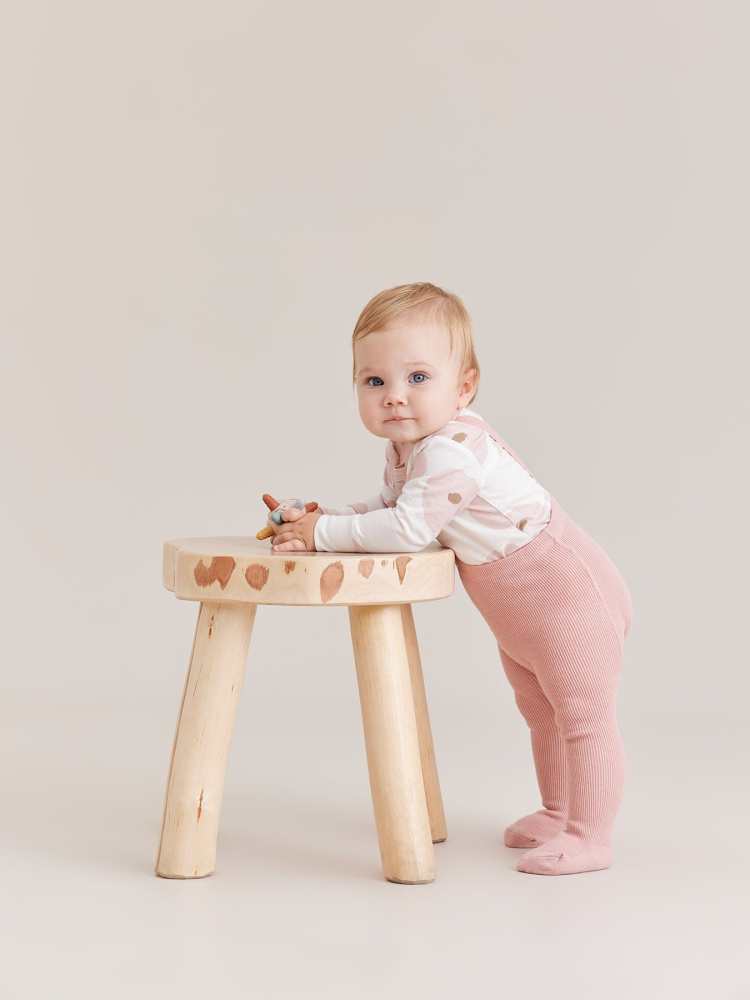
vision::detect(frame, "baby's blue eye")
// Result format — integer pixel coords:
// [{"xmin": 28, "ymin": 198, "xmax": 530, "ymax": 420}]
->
[{"xmin": 364, "ymin": 372, "xmax": 428, "ymax": 387}]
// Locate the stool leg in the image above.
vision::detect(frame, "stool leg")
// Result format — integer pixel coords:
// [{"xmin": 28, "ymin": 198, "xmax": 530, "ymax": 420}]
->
[
  {"xmin": 155, "ymin": 600, "xmax": 256, "ymax": 878},
  {"xmin": 401, "ymin": 605, "xmax": 448, "ymax": 843},
  {"xmin": 348, "ymin": 604, "xmax": 436, "ymax": 884}
]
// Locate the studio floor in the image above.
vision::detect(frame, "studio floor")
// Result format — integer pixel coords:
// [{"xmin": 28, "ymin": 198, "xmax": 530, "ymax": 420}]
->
[{"xmin": 3, "ymin": 692, "xmax": 746, "ymax": 1000}]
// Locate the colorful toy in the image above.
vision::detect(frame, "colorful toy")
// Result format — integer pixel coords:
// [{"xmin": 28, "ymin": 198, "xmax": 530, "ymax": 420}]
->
[{"xmin": 256, "ymin": 494, "xmax": 320, "ymax": 541}]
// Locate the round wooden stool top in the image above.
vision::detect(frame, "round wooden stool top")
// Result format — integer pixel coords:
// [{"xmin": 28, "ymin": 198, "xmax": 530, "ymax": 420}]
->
[{"xmin": 163, "ymin": 538, "xmax": 456, "ymax": 607}]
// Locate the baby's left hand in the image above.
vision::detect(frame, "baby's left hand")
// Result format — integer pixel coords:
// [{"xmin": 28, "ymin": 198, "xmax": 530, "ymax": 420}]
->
[{"xmin": 271, "ymin": 507, "xmax": 323, "ymax": 552}]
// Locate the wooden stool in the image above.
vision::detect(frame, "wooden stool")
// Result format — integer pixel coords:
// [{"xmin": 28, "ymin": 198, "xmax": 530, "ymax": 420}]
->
[{"xmin": 155, "ymin": 538, "xmax": 455, "ymax": 884}]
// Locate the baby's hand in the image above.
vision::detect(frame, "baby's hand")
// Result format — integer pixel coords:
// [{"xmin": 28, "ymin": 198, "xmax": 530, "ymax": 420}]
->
[{"xmin": 271, "ymin": 507, "xmax": 322, "ymax": 552}]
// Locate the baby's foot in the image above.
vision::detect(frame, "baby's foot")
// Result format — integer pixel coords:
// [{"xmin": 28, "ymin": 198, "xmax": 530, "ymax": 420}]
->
[
  {"xmin": 504, "ymin": 809, "xmax": 567, "ymax": 848},
  {"xmin": 516, "ymin": 832, "xmax": 612, "ymax": 875}
]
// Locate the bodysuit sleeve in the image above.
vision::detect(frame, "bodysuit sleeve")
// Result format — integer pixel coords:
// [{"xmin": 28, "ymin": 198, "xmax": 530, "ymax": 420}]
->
[
  {"xmin": 317, "ymin": 491, "xmax": 395, "ymax": 516},
  {"xmin": 313, "ymin": 435, "xmax": 482, "ymax": 553}
]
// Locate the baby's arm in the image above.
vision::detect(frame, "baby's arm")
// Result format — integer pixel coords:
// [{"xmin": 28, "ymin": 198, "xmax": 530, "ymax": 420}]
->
[
  {"xmin": 314, "ymin": 436, "xmax": 482, "ymax": 553},
  {"xmin": 318, "ymin": 491, "xmax": 395, "ymax": 516},
  {"xmin": 270, "ymin": 473, "xmax": 397, "ymax": 552},
  {"xmin": 271, "ymin": 486, "xmax": 397, "ymax": 552}
]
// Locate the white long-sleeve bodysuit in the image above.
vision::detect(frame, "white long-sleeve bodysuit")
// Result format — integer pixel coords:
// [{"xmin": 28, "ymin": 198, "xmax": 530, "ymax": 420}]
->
[{"xmin": 314, "ymin": 407, "xmax": 552, "ymax": 565}]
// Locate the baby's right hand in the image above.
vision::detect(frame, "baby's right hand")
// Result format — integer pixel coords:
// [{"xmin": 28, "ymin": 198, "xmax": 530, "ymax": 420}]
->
[
  {"xmin": 270, "ymin": 506, "xmax": 322, "ymax": 552},
  {"xmin": 268, "ymin": 507, "xmax": 305, "ymax": 544}
]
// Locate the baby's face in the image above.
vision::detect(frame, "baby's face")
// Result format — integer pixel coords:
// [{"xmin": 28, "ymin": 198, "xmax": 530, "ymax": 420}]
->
[{"xmin": 354, "ymin": 320, "xmax": 477, "ymax": 444}]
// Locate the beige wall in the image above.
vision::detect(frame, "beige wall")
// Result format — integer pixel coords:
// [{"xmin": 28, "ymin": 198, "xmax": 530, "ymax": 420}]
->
[{"xmin": 4, "ymin": 3, "xmax": 746, "ymax": 711}]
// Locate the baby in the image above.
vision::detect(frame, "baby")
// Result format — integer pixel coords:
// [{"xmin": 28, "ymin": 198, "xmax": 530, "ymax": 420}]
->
[{"xmin": 270, "ymin": 281, "xmax": 633, "ymax": 876}]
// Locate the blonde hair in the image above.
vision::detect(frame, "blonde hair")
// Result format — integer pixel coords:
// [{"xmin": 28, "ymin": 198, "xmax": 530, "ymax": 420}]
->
[{"xmin": 351, "ymin": 282, "xmax": 481, "ymax": 404}]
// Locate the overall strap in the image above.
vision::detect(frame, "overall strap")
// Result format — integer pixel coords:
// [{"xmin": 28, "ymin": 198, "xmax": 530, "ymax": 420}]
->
[{"xmin": 454, "ymin": 414, "xmax": 535, "ymax": 479}]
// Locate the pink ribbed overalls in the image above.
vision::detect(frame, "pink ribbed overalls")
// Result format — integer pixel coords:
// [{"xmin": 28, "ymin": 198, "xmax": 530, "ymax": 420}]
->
[{"xmin": 453, "ymin": 413, "xmax": 633, "ymax": 872}]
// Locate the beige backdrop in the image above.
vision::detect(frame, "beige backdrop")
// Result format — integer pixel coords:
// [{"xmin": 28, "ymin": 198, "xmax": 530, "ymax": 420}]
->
[{"xmin": 2, "ymin": 2, "xmax": 747, "ymax": 998}]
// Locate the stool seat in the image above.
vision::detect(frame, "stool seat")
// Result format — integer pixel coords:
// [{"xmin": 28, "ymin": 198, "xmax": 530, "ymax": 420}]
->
[
  {"xmin": 163, "ymin": 537, "xmax": 455, "ymax": 606},
  {"xmin": 156, "ymin": 537, "xmax": 455, "ymax": 885}
]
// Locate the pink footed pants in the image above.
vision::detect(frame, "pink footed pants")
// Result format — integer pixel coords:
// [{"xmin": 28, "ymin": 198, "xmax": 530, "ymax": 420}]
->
[{"xmin": 456, "ymin": 496, "xmax": 633, "ymax": 874}]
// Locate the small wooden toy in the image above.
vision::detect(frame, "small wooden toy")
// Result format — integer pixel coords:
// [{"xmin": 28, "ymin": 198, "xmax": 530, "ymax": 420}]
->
[{"xmin": 256, "ymin": 493, "xmax": 320, "ymax": 540}]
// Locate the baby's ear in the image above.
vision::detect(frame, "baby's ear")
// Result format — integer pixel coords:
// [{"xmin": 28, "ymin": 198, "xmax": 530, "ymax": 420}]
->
[{"xmin": 459, "ymin": 367, "xmax": 478, "ymax": 400}]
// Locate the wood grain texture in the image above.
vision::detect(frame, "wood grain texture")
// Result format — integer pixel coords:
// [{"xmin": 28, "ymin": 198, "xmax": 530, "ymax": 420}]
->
[
  {"xmin": 155, "ymin": 600, "xmax": 256, "ymax": 879},
  {"xmin": 401, "ymin": 604, "xmax": 448, "ymax": 844},
  {"xmin": 349, "ymin": 605, "xmax": 436, "ymax": 884},
  {"xmin": 163, "ymin": 537, "xmax": 455, "ymax": 606}
]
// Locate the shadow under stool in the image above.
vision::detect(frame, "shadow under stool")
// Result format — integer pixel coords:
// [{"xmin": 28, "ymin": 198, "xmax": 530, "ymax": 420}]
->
[{"xmin": 155, "ymin": 537, "xmax": 456, "ymax": 884}]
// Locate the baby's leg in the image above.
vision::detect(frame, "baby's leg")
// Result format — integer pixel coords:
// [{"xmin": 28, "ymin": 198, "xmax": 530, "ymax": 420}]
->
[
  {"xmin": 499, "ymin": 648, "xmax": 568, "ymax": 848},
  {"xmin": 516, "ymin": 631, "xmax": 625, "ymax": 876}
]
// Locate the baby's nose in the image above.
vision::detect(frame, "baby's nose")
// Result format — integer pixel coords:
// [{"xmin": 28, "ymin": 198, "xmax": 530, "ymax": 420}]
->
[{"xmin": 385, "ymin": 386, "xmax": 408, "ymax": 404}]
